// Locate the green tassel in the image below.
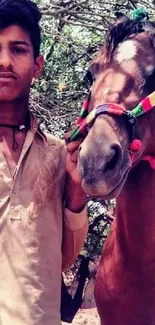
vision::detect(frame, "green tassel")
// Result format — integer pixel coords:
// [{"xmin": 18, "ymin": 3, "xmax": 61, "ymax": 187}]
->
[{"xmin": 132, "ymin": 8, "xmax": 148, "ymax": 21}]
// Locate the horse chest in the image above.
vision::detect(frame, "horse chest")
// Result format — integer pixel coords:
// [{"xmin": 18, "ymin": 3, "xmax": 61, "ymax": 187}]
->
[{"xmin": 95, "ymin": 228, "xmax": 155, "ymax": 325}]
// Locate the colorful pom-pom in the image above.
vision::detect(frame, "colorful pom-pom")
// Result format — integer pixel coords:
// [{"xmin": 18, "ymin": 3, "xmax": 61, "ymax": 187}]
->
[
  {"xmin": 130, "ymin": 139, "xmax": 142, "ymax": 152},
  {"xmin": 132, "ymin": 8, "xmax": 149, "ymax": 22}
]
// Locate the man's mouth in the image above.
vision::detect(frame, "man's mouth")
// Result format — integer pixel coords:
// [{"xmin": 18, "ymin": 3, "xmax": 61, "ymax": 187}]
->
[{"xmin": 0, "ymin": 72, "xmax": 16, "ymax": 79}]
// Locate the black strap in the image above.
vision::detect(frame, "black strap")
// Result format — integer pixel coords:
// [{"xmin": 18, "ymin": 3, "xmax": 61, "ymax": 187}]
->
[{"xmin": 0, "ymin": 123, "xmax": 29, "ymax": 150}]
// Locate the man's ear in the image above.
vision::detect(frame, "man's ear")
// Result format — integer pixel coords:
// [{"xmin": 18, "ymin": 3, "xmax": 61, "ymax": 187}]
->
[{"xmin": 33, "ymin": 55, "xmax": 44, "ymax": 79}]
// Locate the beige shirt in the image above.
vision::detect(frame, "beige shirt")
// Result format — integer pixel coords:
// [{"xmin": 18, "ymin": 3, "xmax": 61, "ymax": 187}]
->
[{"xmin": 0, "ymin": 116, "xmax": 88, "ymax": 325}]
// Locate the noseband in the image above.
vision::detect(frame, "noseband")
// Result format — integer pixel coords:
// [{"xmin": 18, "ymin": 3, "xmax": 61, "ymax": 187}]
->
[{"xmin": 69, "ymin": 91, "xmax": 155, "ymax": 168}]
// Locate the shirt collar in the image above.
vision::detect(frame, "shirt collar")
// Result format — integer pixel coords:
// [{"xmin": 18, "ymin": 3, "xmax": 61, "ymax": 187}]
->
[{"xmin": 30, "ymin": 113, "xmax": 47, "ymax": 142}]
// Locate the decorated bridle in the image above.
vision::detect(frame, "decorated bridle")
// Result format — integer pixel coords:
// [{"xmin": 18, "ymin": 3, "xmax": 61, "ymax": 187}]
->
[{"xmin": 69, "ymin": 90, "xmax": 155, "ymax": 169}]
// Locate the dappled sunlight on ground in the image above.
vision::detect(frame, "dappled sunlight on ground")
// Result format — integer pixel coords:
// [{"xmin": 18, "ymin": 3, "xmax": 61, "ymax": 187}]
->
[{"xmin": 62, "ymin": 308, "xmax": 100, "ymax": 325}]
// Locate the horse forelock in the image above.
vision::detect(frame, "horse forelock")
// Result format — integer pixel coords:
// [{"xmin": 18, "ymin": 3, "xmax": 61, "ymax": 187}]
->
[
  {"xmin": 104, "ymin": 18, "xmax": 155, "ymax": 61},
  {"xmin": 87, "ymin": 18, "xmax": 155, "ymax": 86}
]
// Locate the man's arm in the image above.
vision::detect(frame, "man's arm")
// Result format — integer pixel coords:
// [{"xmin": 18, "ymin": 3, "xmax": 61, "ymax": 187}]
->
[
  {"xmin": 62, "ymin": 205, "xmax": 88, "ymax": 271},
  {"xmin": 62, "ymin": 135, "xmax": 88, "ymax": 271}
]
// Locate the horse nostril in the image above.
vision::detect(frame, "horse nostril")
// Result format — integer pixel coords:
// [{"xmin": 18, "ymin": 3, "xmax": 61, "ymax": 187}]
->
[{"xmin": 104, "ymin": 144, "xmax": 122, "ymax": 172}]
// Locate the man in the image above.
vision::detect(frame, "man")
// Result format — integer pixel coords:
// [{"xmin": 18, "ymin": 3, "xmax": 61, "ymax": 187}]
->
[{"xmin": 0, "ymin": 1, "xmax": 88, "ymax": 324}]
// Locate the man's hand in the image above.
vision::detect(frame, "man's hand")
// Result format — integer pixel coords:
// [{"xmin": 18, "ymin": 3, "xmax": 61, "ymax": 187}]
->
[
  {"xmin": 65, "ymin": 138, "xmax": 81, "ymax": 184},
  {"xmin": 64, "ymin": 130, "xmax": 87, "ymax": 213}
]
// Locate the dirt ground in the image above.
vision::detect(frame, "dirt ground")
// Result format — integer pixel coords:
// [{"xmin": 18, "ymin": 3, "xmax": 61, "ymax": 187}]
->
[{"xmin": 62, "ymin": 308, "xmax": 100, "ymax": 325}]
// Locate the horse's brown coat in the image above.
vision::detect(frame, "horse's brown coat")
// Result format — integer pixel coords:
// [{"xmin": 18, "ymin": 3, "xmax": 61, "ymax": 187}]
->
[{"xmin": 78, "ymin": 18, "xmax": 155, "ymax": 325}]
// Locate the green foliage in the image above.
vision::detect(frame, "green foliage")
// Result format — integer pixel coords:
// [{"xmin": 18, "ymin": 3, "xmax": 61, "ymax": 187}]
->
[
  {"xmin": 34, "ymin": 19, "xmax": 103, "ymax": 129},
  {"xmin": 81, "ymin": 200, "xmax": 115, "ymax": 258}
]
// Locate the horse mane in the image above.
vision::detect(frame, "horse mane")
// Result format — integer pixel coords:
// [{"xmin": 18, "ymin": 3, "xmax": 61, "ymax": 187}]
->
[{"xmin": 105, "ymin": 17, "xmax": 155, "ymax": 60}]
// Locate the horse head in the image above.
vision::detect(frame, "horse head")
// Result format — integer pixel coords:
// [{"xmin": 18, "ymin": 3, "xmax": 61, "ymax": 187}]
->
[{"xmin": 77, "ymin": 12, "xmax": 155, "ymax": 199}]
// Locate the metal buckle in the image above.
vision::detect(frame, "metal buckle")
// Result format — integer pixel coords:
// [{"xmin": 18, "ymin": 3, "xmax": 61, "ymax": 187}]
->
[{"xmin": 123, "ymin": 110, "xmax": 137, "ymax": 141}]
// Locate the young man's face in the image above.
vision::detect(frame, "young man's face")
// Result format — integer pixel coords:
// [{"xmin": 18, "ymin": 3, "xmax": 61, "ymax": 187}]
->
[{"xmin": 0, "ymin": 24, "xmax": 43, "ymax": 102}]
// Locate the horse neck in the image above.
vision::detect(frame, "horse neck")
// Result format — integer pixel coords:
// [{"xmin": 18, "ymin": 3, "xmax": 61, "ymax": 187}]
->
[{"xmin": 116, "ymin": 161, "xmax": 155, "ymax": 262}]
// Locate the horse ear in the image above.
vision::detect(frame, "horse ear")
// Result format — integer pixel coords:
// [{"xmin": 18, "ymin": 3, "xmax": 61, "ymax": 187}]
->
[
  {"xmin": 114, "ymin": 11, "xmax": 128, "ymax": 24},
  {"xmin": 89, "ymin": 62, "xmax": 100, "ymax": 79}
]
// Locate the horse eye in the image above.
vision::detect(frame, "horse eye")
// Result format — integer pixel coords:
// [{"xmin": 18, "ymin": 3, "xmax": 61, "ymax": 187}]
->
[
  {"xmin": 84, "ymin": 70, "xmax": 94, "ymax": 86},
  {"xmin": 90, "ymin": 62, "xmax": 100, "ymax": 75},
  {"xmin": 87, "ymin": 62, "xmax": 101, "ymax": 84},
  {"xmin": 86, "ymin": 123, "xmax": 93, "ymax": 133}
]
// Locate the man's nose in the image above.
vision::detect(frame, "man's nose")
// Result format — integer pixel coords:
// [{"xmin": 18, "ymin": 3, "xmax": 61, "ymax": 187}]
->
[{"xmin": 0, "ymin": 50, "xmax": 13, "ymax": 69}]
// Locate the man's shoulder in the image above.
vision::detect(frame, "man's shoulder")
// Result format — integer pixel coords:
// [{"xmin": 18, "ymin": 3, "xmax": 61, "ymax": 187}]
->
[
  {"xmin": 34, "ymin": 132, "xmax": 67, "ymax": 172},
  {"xmin": 42, "ymin": 132, "xmax": 67, "ymax": 159},
  {"xmin": 44, "ymin": 132, "xmax": 65, "ymax": 148}
]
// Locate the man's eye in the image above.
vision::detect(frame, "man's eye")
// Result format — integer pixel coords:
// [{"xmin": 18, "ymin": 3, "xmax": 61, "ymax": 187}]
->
[{"xmin": 13, "ymin": 47, "xmax": 26, "ymax": 54}]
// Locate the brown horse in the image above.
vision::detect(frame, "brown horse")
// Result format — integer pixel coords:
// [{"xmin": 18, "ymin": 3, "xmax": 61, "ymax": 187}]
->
[{"xmin": 77, "ymin": 12, "xmax": 155, "ymax": 325}]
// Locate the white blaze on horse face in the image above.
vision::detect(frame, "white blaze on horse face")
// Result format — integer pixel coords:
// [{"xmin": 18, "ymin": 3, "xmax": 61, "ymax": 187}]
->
[{"xmin": 115, "ymin": 40, "xmax": 137, "ymax": 63}]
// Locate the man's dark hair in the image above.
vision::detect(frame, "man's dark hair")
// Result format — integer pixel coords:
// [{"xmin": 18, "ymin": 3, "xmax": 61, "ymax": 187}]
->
[{"xmin": 0, "ymin": 0, "xmax": 42, "ymax": 58}]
